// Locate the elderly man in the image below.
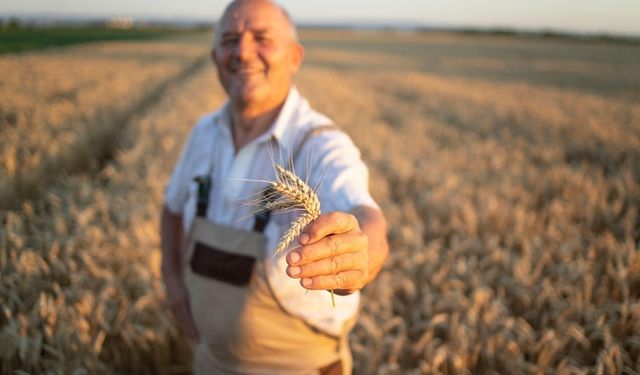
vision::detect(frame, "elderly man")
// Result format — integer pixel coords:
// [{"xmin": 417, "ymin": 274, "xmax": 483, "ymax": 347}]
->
[{"xmin": 160, "ymin": 0, "xmax": 388, "ymax": 373}]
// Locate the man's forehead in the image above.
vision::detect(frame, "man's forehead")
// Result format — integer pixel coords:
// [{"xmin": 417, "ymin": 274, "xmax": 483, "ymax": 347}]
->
[{"xmin": 220, "ymin": 1, "xmax": 287, "ymax": 31}]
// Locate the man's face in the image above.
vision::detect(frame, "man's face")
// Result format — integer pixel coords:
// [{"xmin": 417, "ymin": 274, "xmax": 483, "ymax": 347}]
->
[{"xmin": 212, "ymin": 1, "xmax": 303, "ymax": 112}]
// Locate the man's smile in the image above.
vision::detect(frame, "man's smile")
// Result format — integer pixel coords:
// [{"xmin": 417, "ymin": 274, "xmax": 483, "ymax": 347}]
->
[{"xmin": 232, "ymin": 66, "xmax": 264, "ymax": 77}]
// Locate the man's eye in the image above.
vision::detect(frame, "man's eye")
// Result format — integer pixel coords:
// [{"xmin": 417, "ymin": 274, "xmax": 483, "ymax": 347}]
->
[
  {"xmin": 255, "ymin": 36, "xmax": 271, "ymax": 44},
  {"xmin": 222, "ymin": 37, "xmax": 239, "ymax": 45}
]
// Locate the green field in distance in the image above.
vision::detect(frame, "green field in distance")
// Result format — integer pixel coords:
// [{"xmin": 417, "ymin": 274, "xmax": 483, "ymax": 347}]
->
[{"xmin": 0, "ymin": 26, "xmax": 194, "ymax": 54}]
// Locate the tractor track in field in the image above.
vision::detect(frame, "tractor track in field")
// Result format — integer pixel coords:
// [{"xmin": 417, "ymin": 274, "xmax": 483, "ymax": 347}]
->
[{"xmin": 0, "ymin": 54, "xmax": 209, "ymax": 210}]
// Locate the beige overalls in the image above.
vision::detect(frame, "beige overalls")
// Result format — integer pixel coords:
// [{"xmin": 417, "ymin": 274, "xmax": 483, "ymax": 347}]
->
[{"xmin": 183, "ymin": 126, "xmax": 354, "ymax": 374}]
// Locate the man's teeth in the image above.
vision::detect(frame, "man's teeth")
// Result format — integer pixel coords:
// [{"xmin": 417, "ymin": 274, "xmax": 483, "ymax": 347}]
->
[{"xmin": 236, "ymin": 67, "xmax": 261, "ymax": 73}]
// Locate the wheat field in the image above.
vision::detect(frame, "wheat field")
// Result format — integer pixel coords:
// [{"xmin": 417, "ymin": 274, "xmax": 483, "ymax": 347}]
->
[{"xmin": 1, "ymin": 30, "xmax": 639, "ymax": 374}]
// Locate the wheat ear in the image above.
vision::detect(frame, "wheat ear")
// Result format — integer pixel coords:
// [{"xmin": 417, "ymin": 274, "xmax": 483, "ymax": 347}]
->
[
  {"xmin": 269, "ymin": 165, "xmax": 320, "ymax": 255},
  {"xmin": 266, "ymin": 164, "xmax": 335, "ymax": 307}
]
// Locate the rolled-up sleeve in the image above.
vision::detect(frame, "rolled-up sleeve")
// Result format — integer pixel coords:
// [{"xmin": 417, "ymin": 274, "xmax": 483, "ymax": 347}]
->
[
  {"xmin": 304, "ymin": 131, "xmax": 378, "ymax": 214},
  {"xmin": 164, "ymin": 130, "xmax": 197, "ymax": 215},
  {"xmin": 164, "ymin": 115, "xmax": 216, "ymax": 215}
]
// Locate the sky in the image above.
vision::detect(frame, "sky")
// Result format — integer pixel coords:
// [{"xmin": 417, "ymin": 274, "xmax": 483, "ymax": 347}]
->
[{"xmin": 2, "ymin": 0, "xmax": 640, "ymax": 36}]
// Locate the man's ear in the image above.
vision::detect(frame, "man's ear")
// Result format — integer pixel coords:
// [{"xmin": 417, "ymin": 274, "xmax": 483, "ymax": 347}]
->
[
  {"xmin": 290, "ymin": 43, "xmax": 305, "ymax": 73},
  {"xmin": 211, "ymin": 49, "xmax": 220, "ymax": 69}
]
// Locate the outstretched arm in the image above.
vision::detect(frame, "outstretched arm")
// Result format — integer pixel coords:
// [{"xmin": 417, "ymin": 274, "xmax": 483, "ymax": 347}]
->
[{"xmin": 285, "ymin": 205, "xmax": 389, "ymax": 295}]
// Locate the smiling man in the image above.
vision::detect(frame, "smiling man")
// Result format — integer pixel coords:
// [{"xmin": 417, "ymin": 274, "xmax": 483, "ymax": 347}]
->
[{"xmin": 160, "ymin": 1, "xmax": 389, "ymax": 374}]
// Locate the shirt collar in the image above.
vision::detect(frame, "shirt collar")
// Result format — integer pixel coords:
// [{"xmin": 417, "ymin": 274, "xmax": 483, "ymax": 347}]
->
[{"xmin": 216, "ymin": 87, "xmax": 303, "ymax": 153}]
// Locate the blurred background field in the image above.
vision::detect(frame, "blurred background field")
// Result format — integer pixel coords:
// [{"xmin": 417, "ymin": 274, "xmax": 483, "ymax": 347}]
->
[{"xmin": 1, "ymin": 26, "xmax": 639, "ymax": 374}]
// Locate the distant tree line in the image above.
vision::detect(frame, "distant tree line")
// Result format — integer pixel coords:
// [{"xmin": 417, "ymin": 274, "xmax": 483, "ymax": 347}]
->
[{"xmin": 1, "ymin": 18, "xmax": 21, "ymax": 29}]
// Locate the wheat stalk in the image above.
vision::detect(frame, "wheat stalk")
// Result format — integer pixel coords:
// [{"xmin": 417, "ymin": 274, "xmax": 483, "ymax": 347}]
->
[{"xmin": 268, "ymin": 164, "xmax": 321, "ymax": 255}]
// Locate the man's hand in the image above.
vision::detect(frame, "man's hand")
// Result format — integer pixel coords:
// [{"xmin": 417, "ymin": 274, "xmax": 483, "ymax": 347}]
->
[
  {"xmin": 285, "ymin": 211, "xmax": 370, "ymax": 295},
  {"xmin": 164, "ymin": 274, "xmax": 199, "ymax": 343},
  {"xmin": 161, "ymin": 206, "xmax": 199, "ymax": 343}
]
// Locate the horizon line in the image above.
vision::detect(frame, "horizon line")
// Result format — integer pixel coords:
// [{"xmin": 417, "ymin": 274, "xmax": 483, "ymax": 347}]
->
[{"xmin": 2, "ymin": 12, "xmax": 640, "ymax": 39}]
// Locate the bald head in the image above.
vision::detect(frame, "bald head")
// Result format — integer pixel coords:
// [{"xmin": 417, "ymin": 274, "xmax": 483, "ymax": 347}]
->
[{"xmin": 213, "ymin": 0, "xmax": 298, "ymax": 48}]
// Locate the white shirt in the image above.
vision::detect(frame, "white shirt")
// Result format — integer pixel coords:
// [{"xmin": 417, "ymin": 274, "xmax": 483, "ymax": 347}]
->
[
  {"xmin": 165, "ymin": 87, "xmax": 377, "ymax": 236},
  {"xmin": 164, "ymin": 87, "xmax": 378, "ymax": 336}
]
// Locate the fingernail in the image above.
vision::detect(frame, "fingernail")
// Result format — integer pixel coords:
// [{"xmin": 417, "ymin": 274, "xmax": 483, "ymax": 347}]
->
[
  {"xmin": 289, "ymin": 266, "xmax": 301, "ymax": 276},
  {"xmin": 299, "ymin": 233, "xmax": 310, "ymax": 245},
  {"xmin": 289, "ymin": 251, "xmax": 300, "ymax": 263},
  {"xmin": 302, "ymin": 278, "xmax": 312, "ymax": 287}
]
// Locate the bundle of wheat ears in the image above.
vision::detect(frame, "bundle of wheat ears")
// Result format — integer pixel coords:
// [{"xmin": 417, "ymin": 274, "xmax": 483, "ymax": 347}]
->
[
  {"xmin": 265, "ymin": 165, "xmax": 320, "ymax": 254},
  {"xmin": 262, "ymin": 164, "xmax": 336, "ymax": 306}
]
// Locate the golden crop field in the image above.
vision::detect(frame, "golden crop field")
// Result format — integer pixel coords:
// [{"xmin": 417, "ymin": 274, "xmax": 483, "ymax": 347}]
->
[{"xmin": 1, "ymin": 29, "xmax": 639, "ymax": 374}]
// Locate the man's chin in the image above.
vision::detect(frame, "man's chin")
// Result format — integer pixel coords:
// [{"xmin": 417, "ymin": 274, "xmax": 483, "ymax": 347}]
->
[
  {"xmin": 228, "ymin": 85, "xmax": 287, "ymax": 111},
  {"xmin": 229, "ymin": 89, "xmax": 263, "ymax": 108}
]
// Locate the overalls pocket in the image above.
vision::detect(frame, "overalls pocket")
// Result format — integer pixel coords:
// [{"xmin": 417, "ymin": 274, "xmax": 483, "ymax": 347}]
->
[{"xmin": 190, "ymin": 241, "xmax": 255, "ymax": 286}]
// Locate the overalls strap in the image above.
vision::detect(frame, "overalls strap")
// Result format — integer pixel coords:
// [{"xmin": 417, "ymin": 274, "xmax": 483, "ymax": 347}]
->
[{"xmin": 288, "ymin": 124, "xmax": 340, "ymax": 170}]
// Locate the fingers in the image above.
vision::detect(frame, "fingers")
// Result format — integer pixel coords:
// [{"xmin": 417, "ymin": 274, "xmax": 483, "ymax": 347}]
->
[
  {"xmin": 288, "ymin": 230, "xmax": 367, "ymax": 265},
  {"xmin": 298, "ymin": 212, "xmax": 359, "ymax": 245},
  {"xmin": 299, "ymin": 270, "xmax": 368, "ymax": 291},
  {"xmin": 286, "ymin": 251, "xmax": 365, "ymax": 278}
]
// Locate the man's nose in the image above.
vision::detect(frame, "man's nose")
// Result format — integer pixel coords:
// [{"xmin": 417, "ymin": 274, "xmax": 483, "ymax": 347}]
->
[{"xmin": 234, "ymin": 34, "xmax": 256, "ymax": 60}]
